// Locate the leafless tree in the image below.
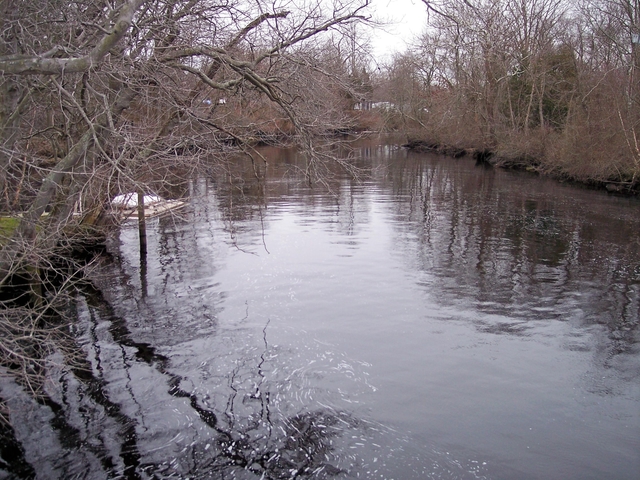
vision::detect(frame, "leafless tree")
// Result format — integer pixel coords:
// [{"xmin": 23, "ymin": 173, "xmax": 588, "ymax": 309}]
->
[
  {"xmin": 381, "ymin": 0, "xmax": 639, "ymax": 185},
  {"xmin": 0, "ymin": 0, "xmax": 372, "ymax": 402}
]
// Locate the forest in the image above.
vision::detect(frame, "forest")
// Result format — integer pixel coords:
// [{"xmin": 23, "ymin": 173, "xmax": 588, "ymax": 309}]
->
[{"xmin": 377, "ymin": 0, "xmax": 640, "ymax": 192}]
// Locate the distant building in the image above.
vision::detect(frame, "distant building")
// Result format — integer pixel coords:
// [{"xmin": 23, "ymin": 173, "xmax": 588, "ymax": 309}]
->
[
  {"xmin": 354, "ymin": 101, "xmax": 394, "ymax": 111},
  {"xmin": 353, "ymin": 100, "xmax": 372, "ymax": 110}
]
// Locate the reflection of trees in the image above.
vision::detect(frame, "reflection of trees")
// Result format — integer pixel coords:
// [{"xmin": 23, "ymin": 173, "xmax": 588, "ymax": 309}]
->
[
  {"xmin": 384, "ymin": 153, "xmax": 639, "ymax": 362},
  {"xmin": 90, "ymin": 282, "xmax": 367, "ymax": 479},
  {"xmin": 153, "ymin": 319, "xmax": 359, "ymax": 479},
  {"xmin": 0, "ymin": 285, "xmax": 146, "ymax": 479},
  {"xmin": 197, "ymin": 142, "xmax": 638, "ymax": 361},
  {"xmin": 176, "ymin": 407, "xmax": 353, "ymax": 478},
  {"xmin": 4, "ymin": 142, "xmax": 637, "ymax": 477},
  {"xmin": 1, "ymin": 274, "xmax": 370, "ymax": 478},
  {"xmin": 198, "ymin": 145, "xmax": 376, "ymax": 248},
  {"xmin": 0, "ymin": 414, "xmax": 36, "ymax": 478}
]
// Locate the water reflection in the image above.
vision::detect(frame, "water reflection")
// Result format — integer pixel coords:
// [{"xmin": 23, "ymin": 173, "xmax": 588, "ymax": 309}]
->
[
  {"xmin": 1, "ymin": 278, "xmax": 413, "ymax": 478},
  {"xmin": 197, "ymin": 141, "xmax": 639, "ymax": 366},
  {"xmin": 383, "ymin": 151, "xmax": 639, "ymax": 374},
  {"xmin": 1, "ymin": 137, "xmax": 638, "ymax": 478}
]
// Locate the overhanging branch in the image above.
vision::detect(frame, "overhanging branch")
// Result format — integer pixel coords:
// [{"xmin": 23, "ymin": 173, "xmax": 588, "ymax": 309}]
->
[{"xmin": 0, "ymin": 0, "xmax": 147, "ymax": 75}]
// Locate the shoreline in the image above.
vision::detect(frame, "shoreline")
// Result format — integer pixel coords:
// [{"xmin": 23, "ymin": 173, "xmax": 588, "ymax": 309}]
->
[{"xmin": 403, "ymin": 138, "xmax": 640, "ymax": 197}]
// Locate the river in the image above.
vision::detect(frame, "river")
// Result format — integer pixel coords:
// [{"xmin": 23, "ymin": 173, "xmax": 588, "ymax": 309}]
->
[{"xmin": 1, "ymin": 138, "xmax": 639, "ymax": 479}]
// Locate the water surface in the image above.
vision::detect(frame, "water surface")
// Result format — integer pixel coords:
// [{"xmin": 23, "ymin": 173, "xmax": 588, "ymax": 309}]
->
[{"xmin": 2, "ymin": 139, "xmax": 638, "ymax": 479}]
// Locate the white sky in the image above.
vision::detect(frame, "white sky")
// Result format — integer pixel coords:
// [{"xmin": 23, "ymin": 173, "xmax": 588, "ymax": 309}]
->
[{"xmin": 368, "ymin": 0, "xmax": 429, "ymax": 61}]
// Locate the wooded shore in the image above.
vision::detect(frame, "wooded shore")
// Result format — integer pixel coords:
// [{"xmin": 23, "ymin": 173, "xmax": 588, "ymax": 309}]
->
[{"xmin": 402, "ymin": 137, "xmax": 640, "ymax": 196}]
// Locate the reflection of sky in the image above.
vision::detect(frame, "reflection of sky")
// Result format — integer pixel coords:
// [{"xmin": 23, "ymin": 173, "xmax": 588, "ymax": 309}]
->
[
  {"xmin": 225, "ymin": 155, "xmax": 637, "ymax": 477},
  {"xmin": 107, "ymin": 145, "xmax": 640, "ymax": 479}
]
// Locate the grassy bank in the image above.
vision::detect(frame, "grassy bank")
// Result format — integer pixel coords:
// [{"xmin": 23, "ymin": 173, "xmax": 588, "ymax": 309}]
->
[
  {"xmin": 390, "ymin": 98, "xmax": 640, "ymax": 196},
  {"xmin": 404, "ymin": 129, "xmax": 639, "ymax": 195}
]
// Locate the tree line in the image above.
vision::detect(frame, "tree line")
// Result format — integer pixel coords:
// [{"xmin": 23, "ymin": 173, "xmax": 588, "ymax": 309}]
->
[{"xmin": 376, "ymin": 0, "xmax": 639, "ymax": 189}]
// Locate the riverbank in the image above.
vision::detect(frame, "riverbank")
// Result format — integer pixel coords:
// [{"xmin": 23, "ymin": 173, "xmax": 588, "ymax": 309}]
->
[{"xmin": 403, "ymin": 137, "xmax": 640, "ymax": 196}]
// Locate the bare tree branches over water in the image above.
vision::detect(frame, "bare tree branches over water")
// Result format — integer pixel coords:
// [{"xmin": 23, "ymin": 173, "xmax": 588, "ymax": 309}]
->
[{"xmin": 0, "ymin": 0, "xmax": 373, "ymax": 403}]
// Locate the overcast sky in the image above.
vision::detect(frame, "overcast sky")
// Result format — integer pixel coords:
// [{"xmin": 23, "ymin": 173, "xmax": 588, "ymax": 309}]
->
[{"xmin": 369, "ymin": 0, "xmax": 429, "ymax": 60}]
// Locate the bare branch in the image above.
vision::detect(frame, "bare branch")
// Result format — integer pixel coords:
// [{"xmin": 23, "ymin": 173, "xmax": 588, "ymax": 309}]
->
[{"xmin": 0, "ymin": 0, "xmax": 147, "ymax": 75}]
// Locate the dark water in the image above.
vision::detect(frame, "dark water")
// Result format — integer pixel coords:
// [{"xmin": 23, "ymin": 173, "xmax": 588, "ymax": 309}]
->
[{"xmin": 1, "ymin": 139, "xmax": 639, "ymax": 479}]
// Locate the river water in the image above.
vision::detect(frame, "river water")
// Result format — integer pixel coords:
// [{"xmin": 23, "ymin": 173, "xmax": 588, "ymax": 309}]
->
[{"xmin": 1, "ymin": 138, "xmax": 639, "ymax": 479}]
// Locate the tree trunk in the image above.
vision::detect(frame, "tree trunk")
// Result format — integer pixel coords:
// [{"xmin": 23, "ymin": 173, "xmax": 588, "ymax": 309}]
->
[
  {"xmin": 0, "ymin": 0, "xmax": 22, "ymax": 207},
  {"xmin": 538, "ymin": 74, "xmax": 546, "ymax": 129}
]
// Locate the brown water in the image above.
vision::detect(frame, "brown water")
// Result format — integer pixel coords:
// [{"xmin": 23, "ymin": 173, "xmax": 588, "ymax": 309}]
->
[{"xmin": 1, "ymin": 138, "xmax": 639, "ymax": 479}]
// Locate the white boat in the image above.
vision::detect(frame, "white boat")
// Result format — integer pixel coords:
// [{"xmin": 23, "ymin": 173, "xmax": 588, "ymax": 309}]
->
[{"xmin": 111, "ymin": 193, "xmax": 186, "ymax": 220}]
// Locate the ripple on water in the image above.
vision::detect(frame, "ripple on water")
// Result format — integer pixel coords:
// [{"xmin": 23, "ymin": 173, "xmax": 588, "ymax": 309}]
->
[{"xmin": 105, "ymin": 324, "xmax": 493, "ymax": 479}]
